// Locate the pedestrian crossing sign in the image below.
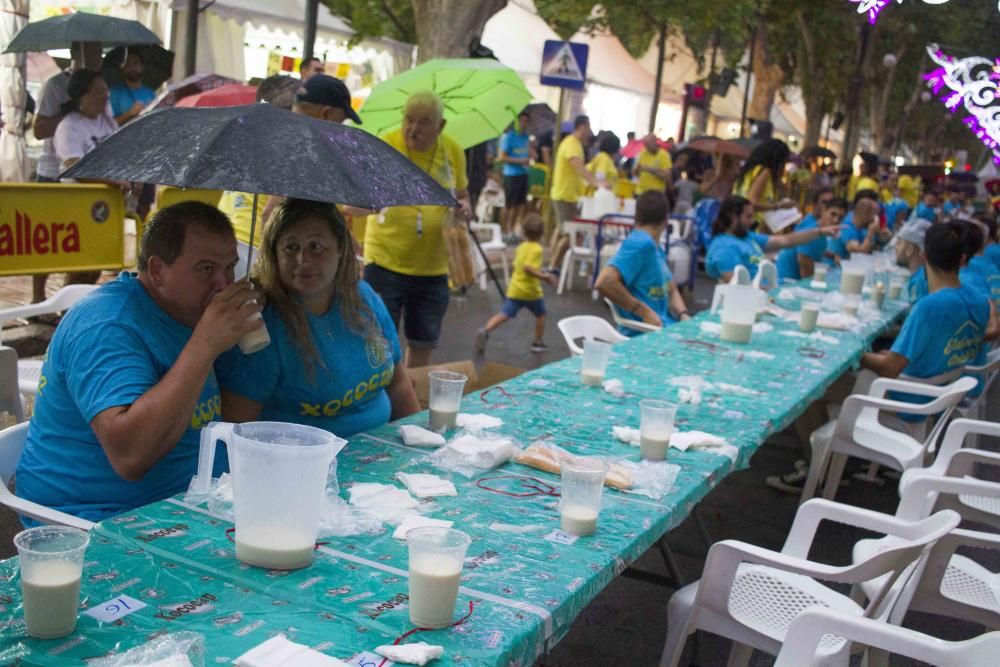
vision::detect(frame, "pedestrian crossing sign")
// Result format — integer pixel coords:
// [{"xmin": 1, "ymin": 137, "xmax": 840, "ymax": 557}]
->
[{"xmin": 541, "ymin": 40, "xmax": 589, "ymax": 90}]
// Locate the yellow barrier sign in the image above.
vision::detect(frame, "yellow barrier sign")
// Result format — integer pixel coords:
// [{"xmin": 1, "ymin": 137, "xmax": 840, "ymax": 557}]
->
[{"xmin": 0, "ymin": 183, "xmax": 127, "ymax": 276}]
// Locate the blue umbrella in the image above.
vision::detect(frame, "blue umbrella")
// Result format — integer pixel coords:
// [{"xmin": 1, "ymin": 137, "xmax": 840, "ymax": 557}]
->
[{"xmin": 3, "ymin": 12, "xmax": 161, "ymax": 53}]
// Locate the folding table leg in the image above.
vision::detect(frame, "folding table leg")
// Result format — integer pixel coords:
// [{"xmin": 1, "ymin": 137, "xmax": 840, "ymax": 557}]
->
[
  {"xmin": 657, "ymin": 536, "xmax": 686, "ymax": 588},
  {"xmin": 693, "ymin": 507, "xmax": 713, "ymax": 551}
]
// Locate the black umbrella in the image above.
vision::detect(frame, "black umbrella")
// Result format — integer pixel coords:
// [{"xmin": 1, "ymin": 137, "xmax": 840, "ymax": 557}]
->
[
  {"xmin": 3, "ymin": 12, "xmax": 161, "ymax": 53},
  {"xmin": 800, "ymin": 145, "xmax": 837, "ymax": 161},
  {"xmin": 102, "ymin": 45, "xmax": 175, "ymax": 91},
  {"xmin": 522, "ymin": 102, "xmax": 556, "ymax": 137},
  {"xmin": 62, "ymin": 104, "xmax": 457, "ymax": 270}
]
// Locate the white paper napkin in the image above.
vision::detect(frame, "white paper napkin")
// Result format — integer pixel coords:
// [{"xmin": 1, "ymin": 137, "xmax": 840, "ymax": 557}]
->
[
  {"xmin": 395, "ymin": 472, "xmax": 457, "ymax": 498},
  {"xmin": 391, "ymin": 515, "xmax": 454, "ymax": 540},
  {"xmin": 234, "ymin": 636, "xmax": 352, "ymax": 667},
  {"xmin": 612, "ymin": 425, "xmax": 641, "ymax": 446},
  {"xmin": 374, "ymin": 642, "xmax": 444, "ymax": 665},
  {"xmin": 669, "ymin": 430, "xmax": 740, "ymax": 462},
  {"xmin": 455, "ymin": 413, "xmax": 503, "ymax": 430},
  {"xmin": 399, "ymin": 425, "xmax": 446, "ymax": 448},
  {"xmin": 603, "ymin": 379, "xmax": 625, "ymax": 397}
]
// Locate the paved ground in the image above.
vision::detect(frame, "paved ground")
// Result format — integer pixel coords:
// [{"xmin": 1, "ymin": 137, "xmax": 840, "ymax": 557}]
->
[{"xmin": 1, "ymin": 266, "xmax": 994, "ymax": 666}]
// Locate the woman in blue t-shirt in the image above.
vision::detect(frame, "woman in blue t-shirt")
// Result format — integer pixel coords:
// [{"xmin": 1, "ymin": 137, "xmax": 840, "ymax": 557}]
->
[
  {"xmin": 218, "ymin": 199, "xmax": 420, "ymax": 437},
  {"xmin": 706, "ymin": 195, "xmax": 838, "ymax": 284}
]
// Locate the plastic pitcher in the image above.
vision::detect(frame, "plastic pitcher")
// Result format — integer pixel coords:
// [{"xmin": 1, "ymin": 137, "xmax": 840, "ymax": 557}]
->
[
  {"xmin": 752, "ymin": 259, "xmax": 779, "ymax": 291},
  {"xmin": 591, "ymin": 187, "xmax": 618, "ymax": 219},
  {"xmin": 193, "ymin": 421, "xmax": 345, "ymax": 570},
  {"xmin": 714, "ymin": 284, "xmax": 760, "ymax": 343}
]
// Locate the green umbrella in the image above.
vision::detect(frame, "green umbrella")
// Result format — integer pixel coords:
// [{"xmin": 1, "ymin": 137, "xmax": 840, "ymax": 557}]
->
[
  {"xmin": 3, "ymin": 12, "xmax": 161, "ymax": 53},
  {"xmin": 358, "ymin": 58, "xmax": 533, "ymax": 149}
]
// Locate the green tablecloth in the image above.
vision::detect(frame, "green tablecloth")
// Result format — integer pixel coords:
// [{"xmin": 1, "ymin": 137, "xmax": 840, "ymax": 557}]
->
[{"xmin": 0, "ymin": 278, "xmax": 909, "ymax": 666}]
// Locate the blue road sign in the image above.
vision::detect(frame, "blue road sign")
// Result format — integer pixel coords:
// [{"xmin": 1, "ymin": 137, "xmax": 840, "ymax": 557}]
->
[{"xmin": 540, "ymin": 40, "xmax": 589, "ymax": 90}]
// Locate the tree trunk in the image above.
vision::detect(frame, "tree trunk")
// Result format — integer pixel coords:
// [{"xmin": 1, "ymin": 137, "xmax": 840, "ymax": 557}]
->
[
  {"xmin": 747, "ymin": 24, "xmax": 784, "ymax": 124},
  {"xmin": 794, "ymin": 10, "xmax": 824, "ymax": 148},
  {"xmin": 803, "ymin": 91, "xmax": 824, "ymax": 147},
  {"xmin": 412, "ymin": 0, "xmax": 508, "ymax": 62}
]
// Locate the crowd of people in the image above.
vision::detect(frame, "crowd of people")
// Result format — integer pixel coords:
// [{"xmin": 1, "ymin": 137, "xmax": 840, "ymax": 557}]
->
[{"xmin": 10, "ymin": 51, "xmax": 1000, "ymax": 532}]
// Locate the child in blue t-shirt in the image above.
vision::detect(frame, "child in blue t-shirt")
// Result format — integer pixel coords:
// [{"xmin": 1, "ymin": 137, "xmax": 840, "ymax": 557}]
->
[{"xmin": 595, "ymin": 191, "xmax": 691, "ymax": 334}]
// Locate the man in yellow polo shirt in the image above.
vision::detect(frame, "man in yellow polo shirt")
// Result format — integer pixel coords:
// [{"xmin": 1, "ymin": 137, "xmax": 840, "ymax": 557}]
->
[
  {"xmin": 635, "ymin": 133, "xmax": 672, "ymax": 195},
  {"xmin": 548, "ymin": 115, "xmax": 601, "ymax": 273},
  {"xmin": 365, "ymin": 90, "xmax": 472, "ymax": 368}
]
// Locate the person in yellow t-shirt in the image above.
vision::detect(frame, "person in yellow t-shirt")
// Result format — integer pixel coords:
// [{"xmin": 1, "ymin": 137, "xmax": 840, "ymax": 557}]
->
[
  {"xmin": 735, "ymin": 138, "xmax": 795, "ymax": 223},
  {"xmin": 586, "ymin": 132, "xmax": 620, "ymax": 193},
  {"xmin": 364, "ymin": 90, "xmax": 473, "ymax": 368},
  {"xmin": 634, "ymin": 134, "xmax": 672, "ymax": 194},
  {"xmin": 548, "ymin": 114, "xmax": 601, "ymax": 273},
  {"xmin": 217, "ymin": 190, "xmax": 269, "ymax": 278},
  {"xmin": 847, "ymin": 151, "xmax": 880, "ymax": 201},
  {"xmin": 475, "ymin": 214, "xmax": 557, "ymax": 354}
]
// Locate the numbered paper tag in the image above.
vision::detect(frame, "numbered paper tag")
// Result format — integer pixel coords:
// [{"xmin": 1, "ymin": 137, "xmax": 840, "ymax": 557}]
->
[
  {"xmin": 83, "ymin": 594, "xmax": 147, "ymax": 623},
  {"xmin": 544, "ymin": 529, "xmax": 579, "ymax": 546},
  {"xmin": 347, "ymin": 651, "xmax": 394, "ymax": 667}
]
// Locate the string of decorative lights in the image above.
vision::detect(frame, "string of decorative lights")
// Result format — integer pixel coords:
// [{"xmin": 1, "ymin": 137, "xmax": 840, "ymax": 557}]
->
[{"xmin": 849, "ymin": 0, "xmax": 1000, "ymax": 25}]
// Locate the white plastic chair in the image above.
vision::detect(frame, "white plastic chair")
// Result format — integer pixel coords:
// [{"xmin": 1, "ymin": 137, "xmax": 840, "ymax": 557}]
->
[
  {"xmin": 556, "ymin": 315, "xmax": 628, "ymax": 356},
  {"xmin": 800, "ymin": 376, "xmax": 977, "ymax": 503},
  {"xmin": 855, "ymin": 471, "xmax": 1000, "ymax": 629},
  {"xmin": 0, "ymin": 422, "xmax": 94, "ymax": 530},
  {"xmin": 0, "ymin": 284, "xmax": 99, "ymax": 396},
  {"xmin": 957, "ymin": 347, "xmax": 1000, "ymax": 420},
  {"xmin": 469, "ymin": 222, "xmax": 510, "ymax": 291},
  {"xmin": 775, "ymin": 607, "xmax": 1000, "ymax": 667},
  {"xmin": 752, "ymin": 259, "xmax": 778, "ymax": 290},
  {"xmin": 557, "ymin": 223, "xmax": 598, "ymax": 294},
  {"xmin": 0, "ymin": 346, "xmax": 24, "ymax": 423},
  {"xmin": 659, "ymin": 499, "xmax": 960, "ymax": 667},
  {"xmin": 604, "ymin": 298, "xmax": 661, "ymax": 335}
]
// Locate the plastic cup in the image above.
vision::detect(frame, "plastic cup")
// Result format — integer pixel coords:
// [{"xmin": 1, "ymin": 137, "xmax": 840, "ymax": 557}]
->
[
  {"xmin": 840, "ymin": 262, "xmax": 865, "ymax": 296},
  {"xmin": 238, "ymin": 311, "xmax": 271, "ymax": 354},
  {"xmin": 842, "ymin": 293, "xmax": 861, "ymax": 316},
  {"xmin": 639, "ymin": 399, "xmax": 676, "ymax": 461},
  {"xmin": 888, "ymin": 277, "xmax": 903, "ymax": 300},
  {"xmin": 15, "ymin": 526, "xmax": 90, "ymax": 639},
  {"xmin": 559, "ymin": 457, "xmax": 610, "ymax": 536},
  {"xmin": 871, "ymin": 282, "xmax": 885, "ymax": 309},
  {"xmin": 813, "ymin": 264, "xmax": 828, "ymax": 284},
  {"xmin": 428, "ymin": 371, "xmax": 467, "ymax": 432},
  {"xmin": 580, "ymin": 339, "xmax": 612, "ymax": 386},
  {"xmin": 407, "ymin": 527, "xmax": 471, "ymax": 628},
  {"xmin": 800, "ymin": 301, "xmax": 820, "ymax": 333}
]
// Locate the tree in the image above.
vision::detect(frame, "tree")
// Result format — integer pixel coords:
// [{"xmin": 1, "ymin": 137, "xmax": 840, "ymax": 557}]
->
[{"xmin": 323, "ymin": 0, "xmax": 507, "ymax": 62}]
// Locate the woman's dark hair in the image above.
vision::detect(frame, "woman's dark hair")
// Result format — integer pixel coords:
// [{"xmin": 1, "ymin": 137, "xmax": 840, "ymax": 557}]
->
[
  {"xmin": 61, "ymin": 70, "xmax": 103, "ymax": 115},
  {"xmin": 738, "ymin": 138, "xmax": 790, "ymax": 185},
  {"xmin": 598, "ymin": 132, "xmax": 620, "ymax": 156},
  {"xmin": 713, "ymin": 195, "xmax": 750, "ymax": 237},
  {"xmin": 925, "ymin": 222, "xmax": 969, "ymax": 273},
  {"xmin": 255, "ymin": 198, "xmax": 377, "ymax": 376},
  {"xmin": 859, "ymin": 151, "xmax": 879, "ymax": 176}
]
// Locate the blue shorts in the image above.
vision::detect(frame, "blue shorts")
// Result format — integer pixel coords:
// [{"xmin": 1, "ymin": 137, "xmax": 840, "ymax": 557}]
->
[
  {"xmin": 364, "ymin": 264, "xmax": 449, "ymax": 349},
  {"xmin": 501, "ymin": 297, "xmax": 546, "ymax": 318}
]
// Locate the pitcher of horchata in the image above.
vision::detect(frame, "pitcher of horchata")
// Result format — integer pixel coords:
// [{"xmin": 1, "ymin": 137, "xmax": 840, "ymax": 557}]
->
[{"xmin": 192, "ymin": 421, "xmax": 345, "ymax": 570}]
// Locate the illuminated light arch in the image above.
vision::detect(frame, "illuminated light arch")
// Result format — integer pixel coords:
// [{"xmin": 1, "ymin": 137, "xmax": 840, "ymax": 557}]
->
[
  {"xmin": 923, "ymin": 44, "xmax": 1000, "ymax": 164},
  {"xmin": 849, "ymin": 0, "xmax": 999, "ymax": 25}
]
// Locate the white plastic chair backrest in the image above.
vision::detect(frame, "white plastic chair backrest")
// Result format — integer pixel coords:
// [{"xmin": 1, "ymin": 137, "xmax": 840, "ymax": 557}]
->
[
  {"xmin": 927, "ymin": 418, "xmax": 1000, "ymax": 475},
  {"xmin": 775, "ymin": 607, "xmax": 1000, "ymax": 667},
  {"xmin": 0, "ymin": 346, "xmax": 25, "ymax": 423},
  {"xmin": 965, "ymin": 346, "xmax": 1000, "ymax": 378},
  {"xmin": 729, "ymin": 264, "xmax": 751, "ymax": 285},
  {"xmin": 752, "ymin": 259, "xmax": 778, "ymax": 290},
  {"xmin": 469, "ymin": 222, "xmax": 502, "ymax": 247},
  {"xmin": 0, "ymin": 284, "xmax": 99, "ymax": 336},
  {"xmin": 0, "ymin": 422, "xmax": 94, "ymax": 530},
  {"xmin": 556, "ymin": 315, "xmax": 627, "ymax": 356},
  {"xmin": 603, "ymin": 298, "xmax": 660, "ymax": 333}
]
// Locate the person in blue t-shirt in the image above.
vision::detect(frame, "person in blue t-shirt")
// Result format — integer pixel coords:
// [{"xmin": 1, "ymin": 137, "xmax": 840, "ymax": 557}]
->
[
  {"xmin": 941, "ymin": 186, "xmax": 966, "ymax": 217},
  {"xmin": 893, "ymin": 218, "xmax": 932, "ymax": 303},
  {"xmin": 497, "ymin": 111, "xmax": 532, "ymax": 240},
  {"xmin": 109, "ymin": 50, "xmax": 156, "ymax": 125},
  {"xmin": 596, "ymin": 190, "xmax": 692, "ymax": 334},
  {"xmin": 863, "ymin": 221, "xmax": 991, "ymax": 389},
  {"xmin": 776, "ymin": 189, "xmax": 846, "ymax": 281},
  {"xmin": 706, "ymin": 195, "xmax": 838, "ymax": 284},
  {"xmin": 16, "ymin": 202, "xmax": 263, "ymax": 523},
  {"xmin": 957, "ymin": 219, "xmax": 1000, "ymax": 310},
  {"xmin": 828, "ymin": 190, "xmax": 886, "ymax": 260},
  {"xmin": 981, "ymin": 214, "xmax": 1000, "ymax": 272},
  {"xmin": 218, "ymin": 199, "xmax": 420, "ymax": 437},
  {"xmin": 910, "ymin": 190, "xmax": 939, "ymax": 225}
]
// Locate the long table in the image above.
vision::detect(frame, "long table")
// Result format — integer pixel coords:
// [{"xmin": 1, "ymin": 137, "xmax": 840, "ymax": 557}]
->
[{"xmin": 0, "ymin": 276, "xmax": 909, "ymax": 666}]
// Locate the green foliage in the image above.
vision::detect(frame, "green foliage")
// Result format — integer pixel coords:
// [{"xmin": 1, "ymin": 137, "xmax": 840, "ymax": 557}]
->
[{"xmin": 321, "ymin": 0, "xmax": 415, "ymax": 45}]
